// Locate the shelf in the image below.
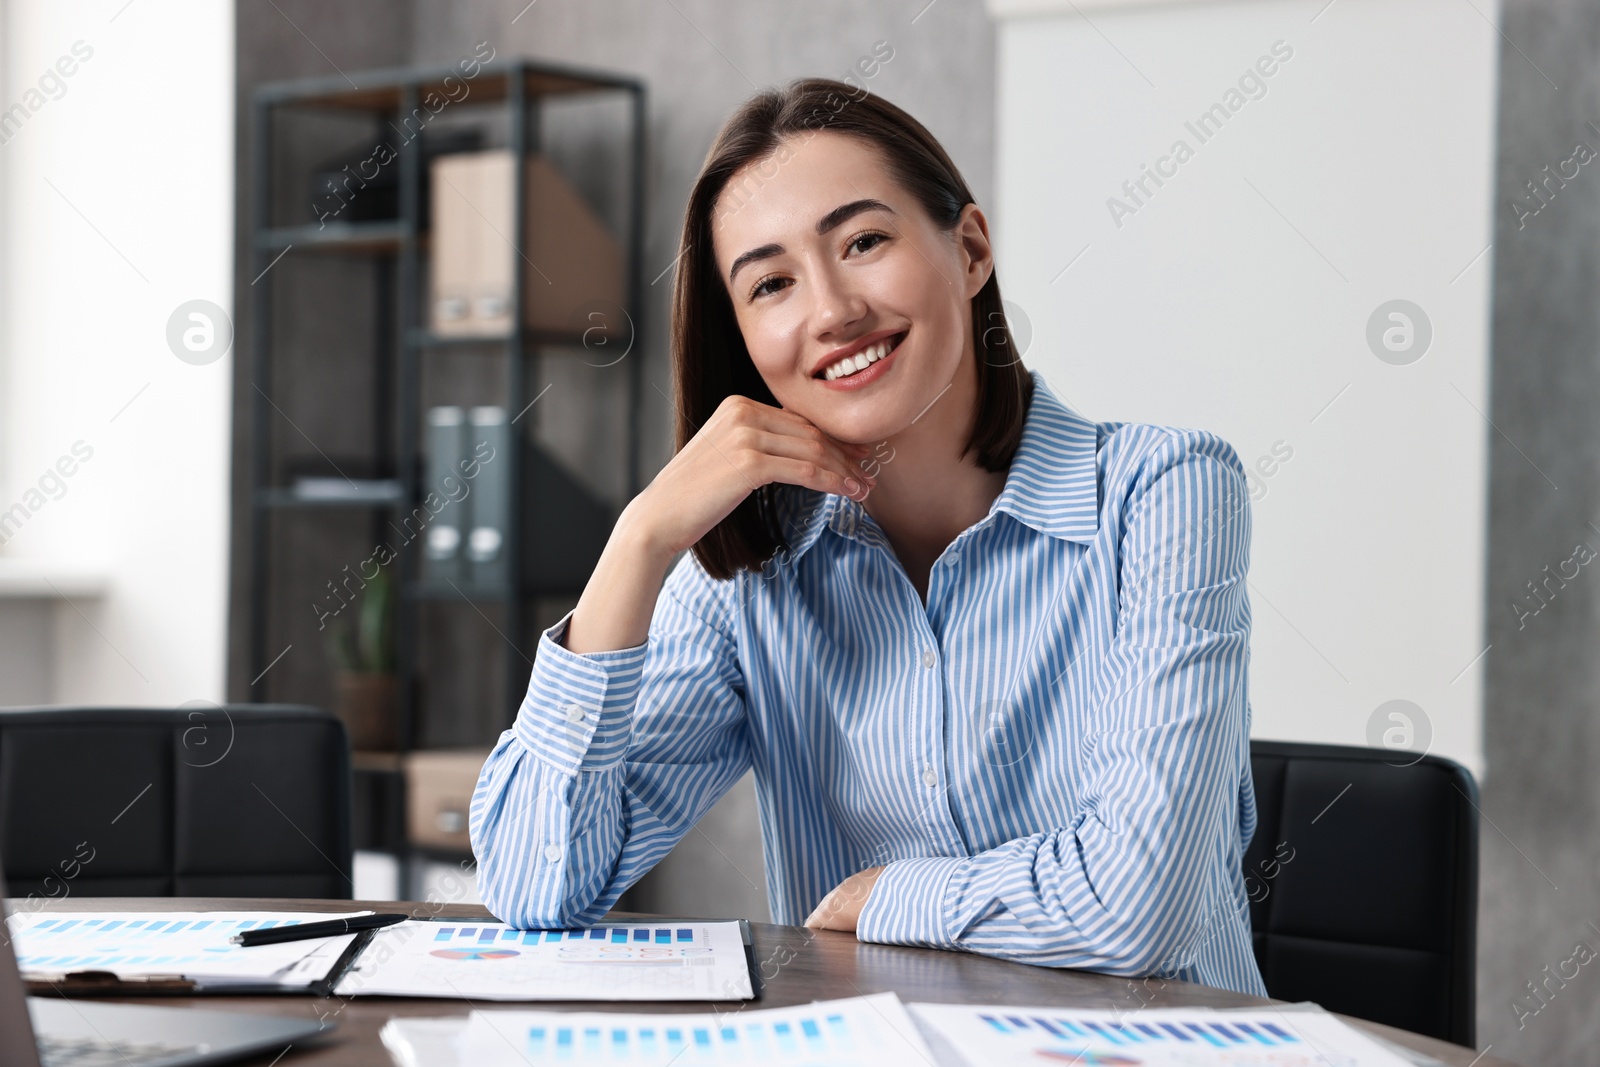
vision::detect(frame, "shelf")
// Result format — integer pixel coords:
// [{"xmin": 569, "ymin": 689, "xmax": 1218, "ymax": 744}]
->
[
  {"xmin": 0, "ymin": 557, "xmax": 111, "ymax": 600},
  {"xmin": 246, "ymin": 56, "xmax": 645, "ymax": 820},
  {"xmin": 255, "ymin": 62, "xmax": 642, "ymax": 111},
  {"xmin": 406, "ymin": 327, "xmax": 608, "ymax": 350},
  {"xmin": 256, "ymin": 480, "xmax": 406, "ymax": 509},
  {"xmin": 256, "ymin": 220, "xmax": 410, "ymax": 254}
]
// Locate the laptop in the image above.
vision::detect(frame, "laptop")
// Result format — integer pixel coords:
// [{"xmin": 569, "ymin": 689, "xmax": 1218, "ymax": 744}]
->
[{"xmin": 0, "ymin": 860, "xmax": 335, "ymax": 1067}]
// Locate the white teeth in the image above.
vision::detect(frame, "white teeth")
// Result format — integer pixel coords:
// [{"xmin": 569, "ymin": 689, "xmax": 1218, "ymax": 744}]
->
[{"xmin": 824, "ymin": 338, "xmax": 897, "ymax": 380}]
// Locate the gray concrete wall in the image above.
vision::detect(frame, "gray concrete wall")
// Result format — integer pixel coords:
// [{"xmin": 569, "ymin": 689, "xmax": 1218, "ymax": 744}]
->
[{"xmin": 1479, "ymin": 1, "xmax": 1600, "ymax": 1062}]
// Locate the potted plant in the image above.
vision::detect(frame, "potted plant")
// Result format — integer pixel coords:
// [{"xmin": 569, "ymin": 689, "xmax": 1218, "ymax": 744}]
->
[{"xmin": 325, "ymin": 560, "xmax": 398, "ymax": 751}]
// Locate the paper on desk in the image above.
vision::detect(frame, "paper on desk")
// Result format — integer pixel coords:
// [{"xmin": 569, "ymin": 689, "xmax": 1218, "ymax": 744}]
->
[
  {"xmin": 380, "ymin": 1016, "xmax": 468, "ymax": 1067},
  {"xmin": 5, "ymin": 910, "xmax": 368, "ymax": 987},
  {"xmin": 1219, "ymin": 1002, "xmax": 1451, "ymax": 1067},
  {"xmin": 336, "ymin": 919, "xmax": 753, "ymax": 1001},
  {"xmin": 461, "ymin": 992, "xmax": 935, "ymax": 1066},
  {"xmin": 910, "ymin": 1003, "xmax": 1418, "ymax": 1067}
]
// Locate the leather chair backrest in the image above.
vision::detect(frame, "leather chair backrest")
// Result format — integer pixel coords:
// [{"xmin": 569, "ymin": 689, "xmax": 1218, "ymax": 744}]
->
[
  {"xmin": 0, "ymin": 705, "xmax": 351, "ymax": 900},
  {"xmin": 1246, "ymin": 740, "xmax": 1478, "ymax": 1046}
]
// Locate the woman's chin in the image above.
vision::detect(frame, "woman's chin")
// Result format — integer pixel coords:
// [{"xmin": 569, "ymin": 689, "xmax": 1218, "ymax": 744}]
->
[
  {"xmin": 815, "ymin": 415, "xmax": 897, "ymax": 448},
  {"xmin": 831, "ymin": 399, "xmax": 927, "ymax": 445}
]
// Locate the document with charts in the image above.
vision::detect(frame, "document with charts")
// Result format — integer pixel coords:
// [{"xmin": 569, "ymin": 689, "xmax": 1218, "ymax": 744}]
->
[
  {"xmin": 461, "ymin": 992, "xmax": 934, "ymax": 1066},
  {"xmin": 909, "ymin": 1004, "xmax": 1417, "ymax": 1067},
  {"xmin": 334, "ymin": 919, "xmax": 754, "ymax": 1001}
]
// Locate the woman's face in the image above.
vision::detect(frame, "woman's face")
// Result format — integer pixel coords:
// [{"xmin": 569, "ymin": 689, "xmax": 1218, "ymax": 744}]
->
[{"xmin": 710, "ymin": 130, "xmax": 993, "ymax": 446}]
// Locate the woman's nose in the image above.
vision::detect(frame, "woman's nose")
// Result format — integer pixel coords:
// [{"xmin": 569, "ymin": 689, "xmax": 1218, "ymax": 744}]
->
[{"xmin": 809, "ymin": 267, "xmax": 867, "ymax": 336}]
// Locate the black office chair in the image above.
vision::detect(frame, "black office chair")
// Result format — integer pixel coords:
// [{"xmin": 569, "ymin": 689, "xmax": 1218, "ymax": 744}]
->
[
  {"xmin": 0, "ymin": 705, "xmax": 351, "ymax": 899},
  {"xmin": 1245, "ymin": 740, "xmax": 1478, "ymax": 1046}
]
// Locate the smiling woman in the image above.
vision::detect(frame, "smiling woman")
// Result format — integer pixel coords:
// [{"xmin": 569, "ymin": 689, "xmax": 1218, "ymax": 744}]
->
[
  {"xmin": 675, "ymin": 79, "xmax": 1030, "ymax": 585},
  {"xmin": 470, "ymin": 77, "xmax": 1265, "ymax": 998}
]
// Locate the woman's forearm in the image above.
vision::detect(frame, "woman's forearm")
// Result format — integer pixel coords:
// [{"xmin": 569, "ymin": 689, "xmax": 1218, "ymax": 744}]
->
[{"xmin": 561, "ymin": 502, "xmax": 678, "ymax": 654}]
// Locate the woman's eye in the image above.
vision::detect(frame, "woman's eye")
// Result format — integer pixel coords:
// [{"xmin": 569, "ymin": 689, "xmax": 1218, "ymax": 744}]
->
[
  {"xmin": 750, "ymin": 275, "xmax": 787, "ymax": 300},
  {"xmin": 850, "ymin": 232, "xmax": 886, "ymax": 255}
]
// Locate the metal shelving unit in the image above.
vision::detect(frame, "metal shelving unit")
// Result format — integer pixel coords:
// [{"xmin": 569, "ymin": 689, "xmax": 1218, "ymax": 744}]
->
[{"xmin": 245, "ymin": 60, "xmax": 646, "ymax": 894}]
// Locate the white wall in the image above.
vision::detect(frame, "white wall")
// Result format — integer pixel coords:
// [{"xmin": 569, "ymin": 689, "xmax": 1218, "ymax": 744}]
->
[
  {"xmin": 0, "ymin": 0, "xmax": 234, "ymax": 706},
  {"xmin": 991, "ymin": 0, "xmax": 1498, "ymax": 774}
]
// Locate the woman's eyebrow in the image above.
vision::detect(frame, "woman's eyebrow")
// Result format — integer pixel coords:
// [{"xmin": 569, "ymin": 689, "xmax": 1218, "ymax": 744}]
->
[{"xmin": 727, "ymin": 198, "xmax": 897, "ymax": 284}]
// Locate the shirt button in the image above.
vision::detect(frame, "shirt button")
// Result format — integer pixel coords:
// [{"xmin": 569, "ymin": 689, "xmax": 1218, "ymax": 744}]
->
[
  {"xmin": 544, "ymin": 844, "xmax": 563, "ymax": 862},
  {"xmin": 946, "ymin": 550, "xmax": 961, "ymax": 567},
  {"xmin": 564, "ymin": 702, "xmax": 588, "ymax": 723},
  {"xmin": 921, "ymin": 648, "xmax": 937, "ymax": 668},
  {"xmin": 922, "ymin": 764, "xmax": 938, "ymax": 787}
]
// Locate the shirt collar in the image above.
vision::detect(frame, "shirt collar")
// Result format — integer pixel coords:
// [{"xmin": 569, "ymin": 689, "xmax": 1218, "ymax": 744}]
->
[
  {"xmin": 774, "ymin": 368, "xmax": 1101, "ymax": 565},
  {"xmin": 988, "ymin": 369, "xmax": 1102, "ymax": 543}
]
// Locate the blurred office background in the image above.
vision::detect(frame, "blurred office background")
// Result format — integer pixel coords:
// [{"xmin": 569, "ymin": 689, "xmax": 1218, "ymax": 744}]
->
[{"xmin": 0, "ymin": 0, "xmax": 1594, "ymax": 1061}]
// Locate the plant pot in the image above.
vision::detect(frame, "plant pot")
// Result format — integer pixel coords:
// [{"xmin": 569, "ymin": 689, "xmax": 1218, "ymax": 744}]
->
[{"xmin": 334, "ymin": 671, "xmax": 398, "ymax": 751}]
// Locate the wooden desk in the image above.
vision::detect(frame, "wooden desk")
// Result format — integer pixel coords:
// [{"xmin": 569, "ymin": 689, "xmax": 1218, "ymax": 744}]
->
[{"xmin": 21, "ymin": 898, "xmax": 1509, "ymax": 1067}]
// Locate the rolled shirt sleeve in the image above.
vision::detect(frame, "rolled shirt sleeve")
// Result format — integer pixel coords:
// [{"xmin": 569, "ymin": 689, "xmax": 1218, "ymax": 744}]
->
[
  {"xmin": 510, "ymin": 611, "xmax": 648, "ymax": 777},
  {"xmin": 470, "ymin": 550, "xmax": 752, "ymax": 929}
]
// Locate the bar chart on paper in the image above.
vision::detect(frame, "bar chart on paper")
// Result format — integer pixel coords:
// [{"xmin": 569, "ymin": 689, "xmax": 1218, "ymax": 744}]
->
[
  {"xmin": 462, "ymin": 993, "xmax": 935, "ymax": 1066},
  {"xmin": 334, "ymin": 920, "xmax": 754, "ymax": 1000},
  {"xmin": 909, "ymin": 1004, "xmax": 1416, "ymax": 1066}
]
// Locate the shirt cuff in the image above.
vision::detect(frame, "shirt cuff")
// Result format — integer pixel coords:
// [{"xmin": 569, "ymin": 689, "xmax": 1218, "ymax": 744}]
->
[
  {"xmin": 855, "ymin": 856, "xmax": 965, "ymax": 948},
  {"xmin": 512, "ymin": 608, "xmax": 648, "ymax": 778}
]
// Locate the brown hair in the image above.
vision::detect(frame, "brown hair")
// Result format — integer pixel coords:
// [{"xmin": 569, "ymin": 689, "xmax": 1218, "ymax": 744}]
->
[{"xmin": 672, "ymin": 76, "xmax": 1033, "ymax": 581}]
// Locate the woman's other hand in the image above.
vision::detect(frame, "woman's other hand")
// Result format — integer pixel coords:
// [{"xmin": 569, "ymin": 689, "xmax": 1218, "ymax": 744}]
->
[{"xmin": 803, "ymin": 865, "xmax": 885, "ymax": 933}]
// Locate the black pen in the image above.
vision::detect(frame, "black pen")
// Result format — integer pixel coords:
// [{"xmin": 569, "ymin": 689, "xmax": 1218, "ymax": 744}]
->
[{"xmin": 229, "ymin": 913, "xmax": 410, "ymax": 947}]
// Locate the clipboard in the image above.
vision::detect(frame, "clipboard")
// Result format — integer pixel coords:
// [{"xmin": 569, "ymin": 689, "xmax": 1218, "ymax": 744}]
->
[
  {"xmin": 738, "ymin": 918, "xmax": 762, "ymax": 1000},
  {"xmin": 23, "ymin": 927, "xmax": 375, "ymax": 998}
]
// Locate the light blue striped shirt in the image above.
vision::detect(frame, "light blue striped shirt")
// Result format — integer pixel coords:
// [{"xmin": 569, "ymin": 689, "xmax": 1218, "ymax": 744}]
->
[{"xmin": 470, "ymin": 368, "xmax": 1265, "ymax": 995}]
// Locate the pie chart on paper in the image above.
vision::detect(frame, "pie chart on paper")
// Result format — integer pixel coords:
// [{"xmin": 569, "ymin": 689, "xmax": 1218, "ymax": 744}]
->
[{"xmin": 429, "ymin": 948, "xmax": 521, "ymax": 961}]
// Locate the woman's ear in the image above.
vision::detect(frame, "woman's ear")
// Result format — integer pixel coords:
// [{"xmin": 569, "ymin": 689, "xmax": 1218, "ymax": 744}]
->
[{"xmin": 955, "ymin": 203, "xmax": 995, "ymax": 299}]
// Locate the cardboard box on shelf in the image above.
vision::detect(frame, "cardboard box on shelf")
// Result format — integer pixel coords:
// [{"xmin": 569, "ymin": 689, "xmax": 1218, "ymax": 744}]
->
[
  {"xmin": 404, "ymin": 748, "xmax": 493, "ymax": 851},
  {"xmin": 429, "ymin": 150, "xmax": 625, "ymax": 339}
]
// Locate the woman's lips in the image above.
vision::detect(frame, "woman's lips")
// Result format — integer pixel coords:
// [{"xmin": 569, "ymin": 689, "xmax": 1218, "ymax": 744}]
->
[{"xmin": 816, "ymin": 331, "xmax": 906, "ymax": 388}]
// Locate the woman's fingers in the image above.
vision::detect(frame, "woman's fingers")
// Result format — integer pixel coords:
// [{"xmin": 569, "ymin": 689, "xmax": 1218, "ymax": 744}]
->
[
  {"xmin": 769, "ymin": 456, "xmax": 870, "ymax": 501},
  {"xmin": 761, "ymin": 409, "xmax": 882, "ymax": 487},
  {"xmin": 751, "ymin": 428, "xmax": 876, "ymax": 491}
]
